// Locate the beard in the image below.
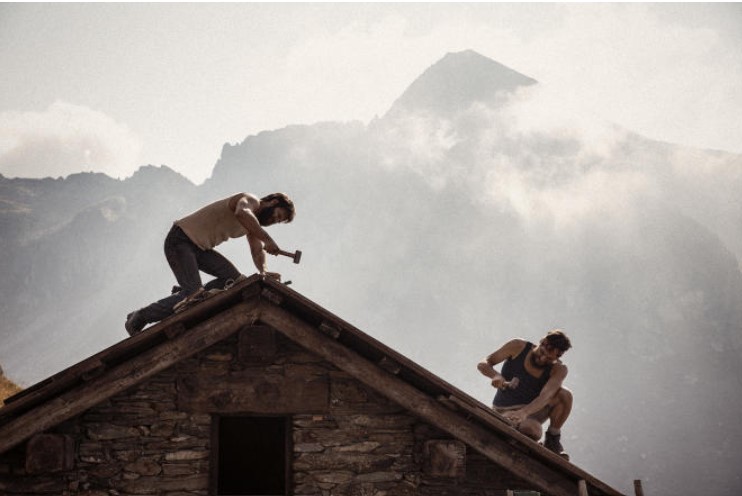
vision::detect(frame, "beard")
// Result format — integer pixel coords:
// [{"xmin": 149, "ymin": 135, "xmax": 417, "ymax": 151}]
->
[
  {"xmin": 530, "ymin": 351, "xmax": 548, "ymax": 369},
  {"xmin": 257, "ymin": 206, "xmax": 275, "ymax": 226}
]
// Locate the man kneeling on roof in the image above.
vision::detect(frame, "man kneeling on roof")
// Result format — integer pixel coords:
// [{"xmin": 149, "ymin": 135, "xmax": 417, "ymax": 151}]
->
[
  {"xmin": 477, "ymin": 329, "xmax": 573, "ymax": 459},
  {"xmin": 125, "ymin": 192, "xmax": 295, "ymax": 336}
]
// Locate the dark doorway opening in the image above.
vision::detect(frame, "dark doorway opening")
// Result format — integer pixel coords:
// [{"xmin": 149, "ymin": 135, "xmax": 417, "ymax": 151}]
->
[{"xmin": 214, "ymin": 416, "xmax": 288, "ymax": 496}]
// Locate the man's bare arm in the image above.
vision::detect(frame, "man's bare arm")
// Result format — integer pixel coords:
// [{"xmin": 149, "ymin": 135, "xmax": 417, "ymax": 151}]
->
[
  {"xmin": 478, "ymin": 339, "xmax": 526, "ymax": 389},
  {"xmin": 520, "ymin": 363, "xmax": 568, "ymax": 417},
  {"xmin": 229, "ymin": 193, "xmax": 280, "ymax": 273},
  {"xmin": 247, "ymin": 235, "xmax": 267, "ymax": 274}
]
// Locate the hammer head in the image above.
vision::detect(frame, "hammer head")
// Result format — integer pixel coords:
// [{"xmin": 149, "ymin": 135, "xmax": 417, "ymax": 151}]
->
[{"xmin": 293, "ymin": 250, "xmax": 302, "ymax": 264}]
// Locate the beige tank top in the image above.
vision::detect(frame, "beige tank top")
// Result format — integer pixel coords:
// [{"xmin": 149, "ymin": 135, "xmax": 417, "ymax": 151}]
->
[{"xmin": 175, "ymin": 197, "xmax": 246, "ymax": 250}]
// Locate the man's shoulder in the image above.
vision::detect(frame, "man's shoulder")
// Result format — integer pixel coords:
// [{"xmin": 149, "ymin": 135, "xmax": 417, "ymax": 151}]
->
[
  {"xmin": 551, "ymin": 361, "xmax": 568, "ymax": 377},
  {"xmin": 228, "ymin": 193, "xmax": 259, "ymax": 211},
  {"xmin": 228, "ymin": 192, "xmax": 258, "ymax": 201},
  {"xmin": 502, "ymin": 338, "xmax": 528, "ymax": 358},
  {"xmin": 507, "ymin": 338, "xmax": 529, "ymax": 348}
]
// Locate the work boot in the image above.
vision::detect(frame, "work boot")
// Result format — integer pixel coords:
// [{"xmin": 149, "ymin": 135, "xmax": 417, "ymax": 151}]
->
[
  {"xmin": 543, "ymin": 432, "xmax": 569, "ymax": 461},
  {"xmin": 125, "ymin": 310, "xmax": 147, "ymax": 336}
]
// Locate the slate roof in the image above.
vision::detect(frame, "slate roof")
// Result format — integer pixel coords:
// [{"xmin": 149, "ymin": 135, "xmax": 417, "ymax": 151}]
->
[{"xmin": 0, "ymin": 275, "xmax": 625, "ymax": 496}]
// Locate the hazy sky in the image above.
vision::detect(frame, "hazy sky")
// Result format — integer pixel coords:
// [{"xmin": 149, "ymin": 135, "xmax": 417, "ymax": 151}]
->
[{"xmin": 1, "ymin": 3, "xmax": 741, "ymax": 184}]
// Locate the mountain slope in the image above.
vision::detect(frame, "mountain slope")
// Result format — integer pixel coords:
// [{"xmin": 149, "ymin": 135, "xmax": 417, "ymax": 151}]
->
[
  {"xmin": 384, "ymin": 49, "xmax": 537, "ymax": 118},
  {"xmin": 0, "ymin": 166, "xmax": 198, "ymax": 379}
]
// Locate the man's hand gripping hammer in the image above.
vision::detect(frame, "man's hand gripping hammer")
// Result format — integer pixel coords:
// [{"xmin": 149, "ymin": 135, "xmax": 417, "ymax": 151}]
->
[{"xmin": 500, "ymin": 377, "xmax": 520, "ymax": 390}]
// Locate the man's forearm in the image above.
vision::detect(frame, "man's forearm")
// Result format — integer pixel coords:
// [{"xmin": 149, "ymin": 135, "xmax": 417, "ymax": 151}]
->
[
  {"xmin": 478, "ymin": 361, "xmax": 499, "ymax": 378},
  {"xmin": 252, "ymin": 250, "xmax": 266, "ymax": 273},
  {"xmin": 235, "ymin": 207, "xmax": 273, "ymax": 243},
  {"xmin": 522, "ymin": 392, "xmax": 553, "ymax": 416},
  {"xmin": 479, "ymin": 361, "xmax": 508, "ymax": 390},
  {"xmin": 477, "ymin": 362, "xmax": 501, "ymax": 379},
  {"xmin": 248, "ymin": 237, "xmax": 267, "ymax": 273}
]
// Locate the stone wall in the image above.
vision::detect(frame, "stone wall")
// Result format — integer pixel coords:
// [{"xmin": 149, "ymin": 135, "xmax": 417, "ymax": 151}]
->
[{"xmin": 0, "ymin": 327, "xmax": 527, "ymax": 495}]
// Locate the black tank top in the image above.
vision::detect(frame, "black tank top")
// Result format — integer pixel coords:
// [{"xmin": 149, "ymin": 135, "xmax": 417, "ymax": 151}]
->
[{"xmin": 493, "ymin": 341, "xmax": 552, "ymax": 407}]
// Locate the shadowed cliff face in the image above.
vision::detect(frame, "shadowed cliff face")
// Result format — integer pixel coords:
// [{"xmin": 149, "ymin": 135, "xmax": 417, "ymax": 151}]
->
[
  {"xmin": 0, "ymin": 167, "xmax": 198, "ymax": 380},
  {"xmin": 1, "ymin": 50, "xmax": 741, "ymax": 495}
]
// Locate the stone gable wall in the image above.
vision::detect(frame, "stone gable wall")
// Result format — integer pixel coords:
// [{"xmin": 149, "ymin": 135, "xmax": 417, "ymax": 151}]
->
[{"xmin": 0, "ymin": 327, "xmax": 526, "ymax": 495}]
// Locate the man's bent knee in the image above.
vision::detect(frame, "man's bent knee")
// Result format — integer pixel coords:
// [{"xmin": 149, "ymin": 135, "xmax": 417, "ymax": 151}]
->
[
  {"xmin": 550, "ymin": 387, "xmax": 573, "ymax": 408},
  {"xmin": 518, "ymin": 419, "xmax": 542, "ymax": 441},
  {"xmin": 559, "ymin": 387, "xmax": 573, "ymax": 404}
]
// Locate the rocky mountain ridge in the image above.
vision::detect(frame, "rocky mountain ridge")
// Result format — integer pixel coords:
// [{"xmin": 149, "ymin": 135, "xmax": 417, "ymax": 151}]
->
[{"xmin": 1, "ymin": 50, "xmax": 741, "ymax": 496}]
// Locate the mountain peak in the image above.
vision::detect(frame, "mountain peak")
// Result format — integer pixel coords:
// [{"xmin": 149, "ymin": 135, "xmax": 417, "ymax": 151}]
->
[{"xmin": 384, "ymin": 50, "xmax": 537, "ymax": 118}]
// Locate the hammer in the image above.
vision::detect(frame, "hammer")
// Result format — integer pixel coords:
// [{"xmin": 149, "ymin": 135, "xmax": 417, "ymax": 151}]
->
[
  {"xmin": 277, "ymin": 249, "xmax": 302, "ymax": 264},
  {"xmin": 500, "ymin": 377, "xmax": 520, "ymax": 390}
]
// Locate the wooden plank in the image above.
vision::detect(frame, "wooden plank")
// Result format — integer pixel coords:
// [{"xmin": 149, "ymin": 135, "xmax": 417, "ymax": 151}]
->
[
  {"xmin": 164, "ymin": 323, "xmax": 188, "ymax": 339},
  {"xmin": 261, "ymin": 288, "xmax": 284, "ymax": 305},
  {"xmin": 259, "ymin": 303, "xmax": 580, "ymax": 496},
  {"xmin": 80, "ymin": 363, "xmax": 106, "ymax": 382},
  {"xmin": 318, "ymin": 321, "xmax": 341, "ymax": 339},
  {"xmin": 0, "ymin": 301, "xmax": 260, "ymax": 454},
  {"xmin": 378, "ymin": 356, "xmax": 402, "ymax": 375}
]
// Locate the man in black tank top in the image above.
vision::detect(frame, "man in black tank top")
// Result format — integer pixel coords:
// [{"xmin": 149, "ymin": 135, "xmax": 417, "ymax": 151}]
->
[{"xmin": 477, "ymin": 329, "xmax": 572, "ymax": 459}]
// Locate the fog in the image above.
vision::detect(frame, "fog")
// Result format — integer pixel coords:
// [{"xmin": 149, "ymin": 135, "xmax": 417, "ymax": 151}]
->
[
  {"xmin": 2, "ymin": 53, "xmax": 741, "ymax": 494},
  {"xmin": 210, "ymin": 81, "xmax": 742, "ymax": 494}
]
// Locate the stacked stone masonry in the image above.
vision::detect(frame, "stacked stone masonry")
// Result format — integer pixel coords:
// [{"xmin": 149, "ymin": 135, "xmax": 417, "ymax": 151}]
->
[{"xmin": 0, "ymin": 328, "xmax": 527, "ymax": 495}]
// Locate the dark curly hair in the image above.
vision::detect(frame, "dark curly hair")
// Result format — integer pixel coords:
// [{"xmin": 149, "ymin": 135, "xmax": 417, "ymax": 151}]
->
[
  {"xmin": 260, "ymin": 192, "xmax": 296, "ymax": 223},
  {"xmin": 544, "ymin": 329, "xmax": 572, "ymax": 352}
]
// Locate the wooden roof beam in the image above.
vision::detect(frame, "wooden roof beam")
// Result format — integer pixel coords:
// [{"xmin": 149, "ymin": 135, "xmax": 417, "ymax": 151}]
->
[
  {"xmin": 0, "ymin": 301, "xmax": 261, "ymax": 455},
  {"xmin": 318, "ymin": 321, "xmax": 341, "ymax": 339},
  {"xmin": 259, "ymin": 302, "xmax": 583, "ymax": 496},
  {"xmin": 378, "ymin": 356, "xmax": 402, "ymax": 375}
]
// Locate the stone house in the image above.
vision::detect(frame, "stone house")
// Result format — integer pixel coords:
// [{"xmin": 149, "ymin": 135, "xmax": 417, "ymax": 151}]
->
[{"xmin": 0, "ymin": 275, "xmax": 624, "ymax": 496}]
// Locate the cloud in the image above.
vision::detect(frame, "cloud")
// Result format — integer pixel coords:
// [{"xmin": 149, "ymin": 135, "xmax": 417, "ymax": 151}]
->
[
  {"xmin": 0, "ymin": 101, "xmax": 141, "ymax": 179},
  {"xmin": 517, "ymin": 4, "xmax": 742, "ymax": 154},
  {"xmin": 477, "ymin": 86, "xmax": 650, "ymax": 226},
  {"xmin": 372, "ymin": 113, "xmax": 462, "ymax": 190},
  {"xmin": 373, "ymin": 84, "xmax": 645, "ymax": 230},
  {"xmin": 269, "ymin": 4, "xmax": 741, "ymax": 156},
  {"xmin": 265, "ymin": 13, "xmax": 518, "ymax": 128}
]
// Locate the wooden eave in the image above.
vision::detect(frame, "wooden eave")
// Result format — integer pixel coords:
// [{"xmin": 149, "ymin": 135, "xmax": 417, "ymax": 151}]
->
[{"xmin": 0, "ymin": 275, "xmax": 624, "ymax": 496}]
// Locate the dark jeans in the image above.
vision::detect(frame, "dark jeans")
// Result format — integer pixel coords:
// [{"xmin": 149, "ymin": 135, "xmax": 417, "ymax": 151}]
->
[{"xmin": 138, "ymin": 225, "xmax": 241, "ymax": 324}]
